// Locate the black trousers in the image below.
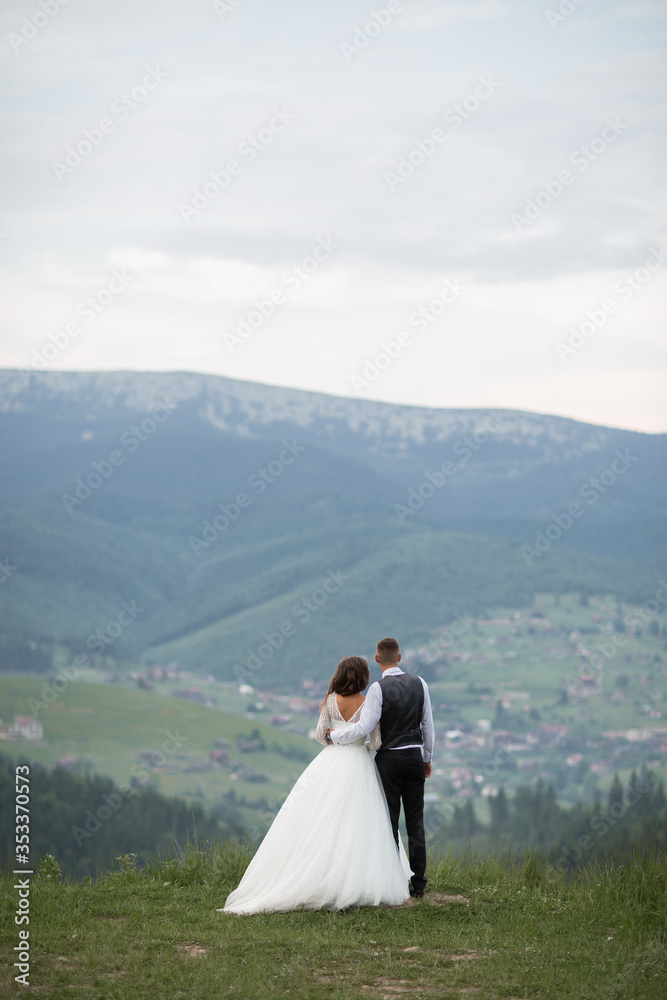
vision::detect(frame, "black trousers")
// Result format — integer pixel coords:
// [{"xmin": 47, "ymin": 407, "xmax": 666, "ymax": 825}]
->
[{"xmin": 374, "ymin": 748, "xmax": 427, "ymax": 892}]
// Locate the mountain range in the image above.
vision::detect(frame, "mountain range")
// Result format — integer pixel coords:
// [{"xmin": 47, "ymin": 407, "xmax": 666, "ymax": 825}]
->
[{"xmin": 0, "ymin": 368, "xmax": 665, "ymax": 686}]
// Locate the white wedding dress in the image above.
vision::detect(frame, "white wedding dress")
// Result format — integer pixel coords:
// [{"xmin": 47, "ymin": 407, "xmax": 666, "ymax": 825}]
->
[{"xmin": 221, "ymin": 694, "xmax": 412, "ymax": 914}]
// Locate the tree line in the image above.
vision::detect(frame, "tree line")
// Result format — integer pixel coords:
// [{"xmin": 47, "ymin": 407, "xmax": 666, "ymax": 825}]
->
[
  {"xmin": 0, "ymin": 755, "xmax": 243, "ymax": 879},
  {"xmin": 3, "ymin": 753, "xmax": 664, "ymax": 879},
  {"xmin": 432, "ymin": 765, "xmax": 667, "ymax": 867}
]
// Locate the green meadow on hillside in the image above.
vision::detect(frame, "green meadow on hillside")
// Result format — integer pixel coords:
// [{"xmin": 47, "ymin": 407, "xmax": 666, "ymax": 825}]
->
[
  {"xmin": 0, "ymin": 678, "xmax": 314, "ymax": 830},
  {"xmin": 421, "ymin": 592, "xmax": 666, "ymax": 735},
  {"xmin": 0, "ymin": 844, "xmax": 665, "ymax": 999}
]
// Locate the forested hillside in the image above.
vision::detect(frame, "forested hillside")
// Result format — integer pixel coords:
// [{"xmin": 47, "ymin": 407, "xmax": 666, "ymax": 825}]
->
[
  {"xmin": 1, "ymin": 369, "xmax": 665, "ymax": 686},
  {"xmin": 0, "ymin": 754, "xmax": 233, "ymax": 878}
]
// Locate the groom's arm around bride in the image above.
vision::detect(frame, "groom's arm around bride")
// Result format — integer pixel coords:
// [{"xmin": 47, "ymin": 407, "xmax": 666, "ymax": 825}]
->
[{"xmin": 329, "ymin": 637, "xmax": 435, "ymax": 897}]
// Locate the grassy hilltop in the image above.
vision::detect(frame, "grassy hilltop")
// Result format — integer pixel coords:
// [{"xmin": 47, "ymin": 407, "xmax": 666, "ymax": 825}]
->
[{"xmin": 0, "ymin": 844, "xmax": 665, "ymax": 999}]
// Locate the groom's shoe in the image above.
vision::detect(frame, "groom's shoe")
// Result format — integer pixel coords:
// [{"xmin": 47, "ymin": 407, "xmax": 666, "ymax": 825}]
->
[{"xmin": 409, "ymin": 885, "xmax": 425, "ymax": 899}]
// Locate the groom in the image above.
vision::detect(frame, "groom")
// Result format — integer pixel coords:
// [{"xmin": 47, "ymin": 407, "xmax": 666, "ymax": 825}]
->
[{"xmin": 328, "ymin": 637, "xmax": 435, "ymax": 898}]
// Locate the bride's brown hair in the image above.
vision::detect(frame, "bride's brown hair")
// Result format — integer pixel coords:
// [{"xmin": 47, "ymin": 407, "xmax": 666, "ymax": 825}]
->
[{"xmin": 321, "ymin": 655, "xmax": 370, "ymax": 707}]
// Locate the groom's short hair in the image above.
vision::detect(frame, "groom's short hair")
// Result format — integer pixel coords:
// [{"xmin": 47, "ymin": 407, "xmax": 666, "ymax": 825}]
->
[{"xmin": 376, "ymin": 637, "xmax": 400, "ymax": 664}]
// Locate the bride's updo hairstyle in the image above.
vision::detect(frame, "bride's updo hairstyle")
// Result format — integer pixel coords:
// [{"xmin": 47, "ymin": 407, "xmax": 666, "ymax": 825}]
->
[{"xmin": 322, "ymin": 655, "xmax": 370, "ymax": 705}]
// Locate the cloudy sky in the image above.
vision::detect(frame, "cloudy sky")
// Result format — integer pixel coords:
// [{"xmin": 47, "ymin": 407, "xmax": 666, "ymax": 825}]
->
[{"xmin": 1, "ymin": 0, "xmax": 665, "ymax": 431}]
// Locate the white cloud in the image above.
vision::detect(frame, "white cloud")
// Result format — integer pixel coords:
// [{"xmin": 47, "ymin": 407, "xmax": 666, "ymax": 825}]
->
[
  {"xmin": 0, "ymin": 0, "xmax": 664, "ymax": 430},
  {"xmin": 400, "ymin": 1, "xmax": 507, "ymax": 32},
  {"xmin": 613, "ymin": 2, "xmax": 667, "ymax": 20}
]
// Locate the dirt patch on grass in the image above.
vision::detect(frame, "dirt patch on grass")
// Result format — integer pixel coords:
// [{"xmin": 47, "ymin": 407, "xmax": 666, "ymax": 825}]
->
[
  {"xmin": 426, "ymin": 892, "xmax": 471, "ymax": 905},
  {"xmin": 360, "ymin": 979, "xmax": 443, "ymax": 996},
  {"xmin": 318, "ymin": 974, "xmax": 457, "ymax": 996},
  {"xmin": 177, "ymin": 943, "xmax": 207, "ymax": 958},
  {"xmin": 388, "ymin": 891, "xmax": 471, "ymax": 908},
  {"xmin": 381, "ymin": 892, "xmax": 470, "ymax": 910},
  {"xmin": 54, "ymin": 956, "xmax": 76, "ymax": 969},
  {"xmin": 363, "ymin": 978, "xmax": 415, "ymax": 994}
]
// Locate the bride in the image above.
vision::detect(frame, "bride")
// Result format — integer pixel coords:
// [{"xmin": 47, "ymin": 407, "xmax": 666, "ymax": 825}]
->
[{"xmin": 220, "ymin": 655, "xmax": 411, "ymax": 914}]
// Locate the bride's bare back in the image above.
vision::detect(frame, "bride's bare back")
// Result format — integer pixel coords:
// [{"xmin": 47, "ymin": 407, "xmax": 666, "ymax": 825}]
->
[{"xmin": 336, "ymin": 692, "xmax": 364, "ymax": 722}]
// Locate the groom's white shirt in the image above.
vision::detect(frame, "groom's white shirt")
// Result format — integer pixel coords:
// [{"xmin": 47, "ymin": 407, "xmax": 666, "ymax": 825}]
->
[{"xmin": 329, "ymin": 666, "xmax": 435, "ymax": 762}]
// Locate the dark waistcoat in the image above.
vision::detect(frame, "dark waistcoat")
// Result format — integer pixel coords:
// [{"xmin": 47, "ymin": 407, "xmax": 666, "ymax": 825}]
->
[{"xmin": 378, "ymin": 673, "xmax": 424, "ymax": 750}]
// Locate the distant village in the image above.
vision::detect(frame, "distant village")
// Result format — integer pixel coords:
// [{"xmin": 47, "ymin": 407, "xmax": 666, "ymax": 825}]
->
[{"xmin": 3, "ymin": 596, "xmax": 665, "ymax": 810}]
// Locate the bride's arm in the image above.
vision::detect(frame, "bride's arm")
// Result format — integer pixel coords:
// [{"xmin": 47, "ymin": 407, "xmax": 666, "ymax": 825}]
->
[
  {"xmin": 369, "ymin": 720, "xmax": 382, "ymax": 751},
  {"xmin": 314, "ymin": 698, "xmax": 332, "ymax": 746}
]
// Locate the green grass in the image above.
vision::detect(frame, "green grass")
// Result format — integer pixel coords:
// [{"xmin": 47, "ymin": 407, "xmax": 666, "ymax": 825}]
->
[
  {"xmin": 0, "ymin": 677, "xmax": 314, "ymax": 815},
  {"xmin": 1, "ymin": 843, "xmax": 665, "ymax": 998}
]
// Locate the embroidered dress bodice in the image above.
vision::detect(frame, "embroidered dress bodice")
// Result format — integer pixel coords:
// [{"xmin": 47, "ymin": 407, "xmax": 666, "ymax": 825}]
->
[{"xmin": 315, "ymin": 693, "xmax": 382, "ymax": 750}]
